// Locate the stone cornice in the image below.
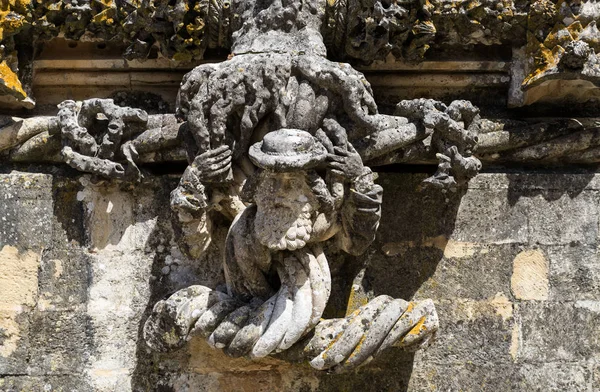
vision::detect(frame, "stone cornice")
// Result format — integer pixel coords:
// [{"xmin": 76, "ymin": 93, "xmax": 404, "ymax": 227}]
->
[{"xmin": 3, "ymin": 1, "xmax": 599, "ymax": 109}]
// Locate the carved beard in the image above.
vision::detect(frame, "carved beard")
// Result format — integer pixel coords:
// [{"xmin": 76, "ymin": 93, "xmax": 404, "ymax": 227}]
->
[{"xmin": 254, "ymin": 201, "xmax": 314, "ymax": 251}]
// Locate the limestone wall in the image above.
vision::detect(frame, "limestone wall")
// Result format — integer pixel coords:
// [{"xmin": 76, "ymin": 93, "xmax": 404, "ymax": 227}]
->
[{"xmin": 0, "ymin": 168, "xmax": 598, "ymax": 391}]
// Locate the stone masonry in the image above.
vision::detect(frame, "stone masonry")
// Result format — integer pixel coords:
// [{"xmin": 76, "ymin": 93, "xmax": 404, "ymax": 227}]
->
[{"xmin": 1, "ymin": 168, "xmax": 599, "ymax": 391}]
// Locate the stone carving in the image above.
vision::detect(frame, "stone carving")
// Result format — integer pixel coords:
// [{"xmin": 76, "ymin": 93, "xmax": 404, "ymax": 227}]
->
[
  {"xmin": 57, "ymin": 99, "xmax": 148, "ymax": 182},
  {"xmin": 6, "ymin": 1, "xmax": 600, "ymax": 109},
  {"xmin": 386, "ymin": 99, "xmax": 482, "ymax": 191},
  {"xmin": 0, "ymin": 0, "xmax": 531, "ymax": 108},
  {"xmin": 144, "ymin": 128, "xmax": 438, "ymax": 371},
  {"xmin": 138, "ymin": 0, "xmax": 444, "ymax": 369},
  {"xmin": 162, "ymin": 0, "xmax": 480, "ymax": 264},
  {"xmin": 525, "ymin": 0, "xmax": 600, "ymax": 84},
  {"xmin": 477, "ymin": 118, "xmax": 600, "ymax": 163},
  {"xmin": 7, "ymin": 110, "xmax": 600, "ymax": 166},
  {"xmin": 323, "ymin": 0, "xmax": 436, "ymax": 63},
  {"xmin": 6, "ymin": 0, "xmax": 598, "ymax": 373},
  {"xmin": 510, "ymin": 0, "xmax": 600, "ymax": 106},
  {"xmin": 2, "ymin": 2, "xmax": 600, "ymax": 389},
  {"xmin": 2, "ymin": 0, "xmax": 465, "ymax": 372}
]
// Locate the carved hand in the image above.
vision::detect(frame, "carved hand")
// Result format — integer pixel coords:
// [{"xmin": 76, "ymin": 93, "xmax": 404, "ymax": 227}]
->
[
  {"xmin": 191, "ymin": 144, "xmax": 233, "ymax": 183},
  {"xmin": 326, "ymin": 145, "xmax": 365, "ymax": 180}
]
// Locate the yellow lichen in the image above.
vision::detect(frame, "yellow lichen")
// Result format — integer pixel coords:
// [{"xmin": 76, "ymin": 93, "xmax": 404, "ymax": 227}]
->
[
  {"xmin": 345, "ymin": 285, "xmax": 369, "ymax": 317},
  {"xmin": 543, "ymin": 23, "xmax": 572, "ymax": 49},
  {"xmin": 0, "ymin": 60, "xmax": 26, "ymax": 99},
  {"xmin": 405, "ymin": 315, "xmax": 427, "ymax": 337},
  {"xmin": 566, "ymin": 21, "xmax": 582, "ymax": 40},
  {"xmin": 346, "ymin": 333, "xmax": 368, "ymax": 360}
]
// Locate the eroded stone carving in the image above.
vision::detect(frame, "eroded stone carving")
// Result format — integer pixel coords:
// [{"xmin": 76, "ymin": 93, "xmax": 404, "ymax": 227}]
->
[
  {"xmin": 392, "ymin": 99, "xmax": 482, "ymax": 190},
  {"xmin": 0, "ymin": 0, "xmax": 493, "ymax": 373},
  {"xmin": 6, "ymin": 1, "xmax": 600, "ymax": 109},
  {"xmin": 323, "ymin": 0, "xmax": 436, "ymax": 63},
  {"xmin": 525, "ymin": 0, "xmax": 600, "ymax": 83},
  {"xmin": 144, "ymin": 129, "xmax": 438, "ymax": 371},
  {"xmin": 57, "ymin": 99, "xmax": 148, "ymax": 182},
  {"xmin": 141, "ymin": 0, "xmax": 444, "ymax": 371},
  {"xmin": 510, "ymin": 0, "xmax": 600, "ymax": 105}
]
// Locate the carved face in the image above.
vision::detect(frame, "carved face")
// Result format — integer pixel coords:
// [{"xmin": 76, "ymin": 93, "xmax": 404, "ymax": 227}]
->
[{"xmin": 253, "ymin": 171, "xmax": 319, "ymax": 251}]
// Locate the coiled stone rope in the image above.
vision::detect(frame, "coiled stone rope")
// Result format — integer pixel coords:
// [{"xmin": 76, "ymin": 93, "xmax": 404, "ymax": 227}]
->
[
  {"xmin": 144, "ymin": 244, "xmax": 331, "ymax": 359},
  {"xmin": 144, "ymin": 244, "xmax": 438, "ymax": 371}
]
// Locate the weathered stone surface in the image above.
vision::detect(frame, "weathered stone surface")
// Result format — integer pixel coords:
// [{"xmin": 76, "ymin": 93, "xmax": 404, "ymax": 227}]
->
[
  {"xmin": 373, "ymin": 243, "xmax": 518, "ymax": 301},
  {"xmin": 451, "ymin": 188, "xmax": 530, "ymax": 244},
  {"xmin": 407, "ymin": 361, "xmax": 592, "ymax": 392},
  {"xmin": 0, "ymin": 245, "xmax": 38, "ymax": 375},
  {"xmin": 0, "ymin": 172, "xmax": 53, "ymax": 249},
  {"xmin": 417, "ymin": 297, "xmax": 515, "ymax": 366},
  {"xmin": 546, "ymin": 244, "xmax": 600, "ymax": 301},
  {"xmin": 0, "ymin": 375, "xmax": 89, "ymax": 392},
  {"xmin": 518, "ymin": 301, "xmax": 600, "ymax": 362},
  {"xmin": 525, "ymin": 190, "xmax": 599, "ymax": 245},
  {"xmin": 1, "ymin": 170, "xmax": 600, "ymax": 390},
  {"xmin": 511, "ymin": 249, "xmax": 550, "ymax": 300}
]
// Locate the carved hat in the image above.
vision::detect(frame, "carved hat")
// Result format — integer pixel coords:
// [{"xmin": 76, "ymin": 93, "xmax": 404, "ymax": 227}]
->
[{"xmin": 249, "ymin": 129, "xmax": 327, "ymax": 171}]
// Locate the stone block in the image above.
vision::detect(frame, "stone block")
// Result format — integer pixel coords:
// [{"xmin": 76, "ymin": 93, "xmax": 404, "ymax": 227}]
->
[
  {"xmin": 516, "ymin": 362, "xmax": 591, "ymax": 392},
  {"xmin": 545, "ymin": 244, "xmax": 600, "ymax": 301},
  {"xmin": 0, "ymin": 173, "xmax": 53, "ymax": 250},
  {"xmin": 0, "ymin": 375, "xmax": 91, "ymax": 392},
  {"xmin": 451, "ymin": 188, "xmax": 529, "ymax": 244},
  {"xmin": 407, "ymin": 361, "xmax": 591, "ymax": 392},
  {"xmin": 517, "ymin": 301, "xmax": 600, "ymax": 362},
  {"xmin": 377, "ymin": 173, "xmax": 456, "ymax": 243},
  {"xmin": 409, "ymin": 362, "xmax": 518, "ymax": 391},
  {"xmin": 316, "ymin": 354, "xmax": 414, "ymax": 392},
  {"xmin": 27, "ymin": 310, "xmax": 92, "ymax": 375},
  {"xmin": 37, "ymin": 254, "xmax": 89, "ymax": 310},
  {"xmin": 418, "ymin": 298, "xmax": 515, "ymax": 365},
  {"xmin": 0, "ymin": 245, "xmax": 40, "ymax": 374},
  {"xmin": 0, "ymin": 311, "xmax": 31, "ymax": 375},
  {"xmin": 525, "ymin": 190, "xmax": 599, "ymax": 245},
  {"xmin": 367, "ymin": 243, "xmax": 518, "ymax": 301},
  {"xmin": 511, "ymin": 248, "xmax": 549, "ymax": 300}
]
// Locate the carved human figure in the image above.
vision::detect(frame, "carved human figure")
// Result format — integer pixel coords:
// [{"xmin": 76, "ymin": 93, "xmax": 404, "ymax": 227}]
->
[{"xmin": 144, "ymin": 129, "xmax": 438, "ymax": 371}]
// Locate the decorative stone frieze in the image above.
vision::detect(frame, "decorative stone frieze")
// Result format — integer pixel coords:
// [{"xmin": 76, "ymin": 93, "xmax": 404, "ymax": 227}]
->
[{"xmin": 4, "ymin": 1, "xmax": 600, "ymax": 108}]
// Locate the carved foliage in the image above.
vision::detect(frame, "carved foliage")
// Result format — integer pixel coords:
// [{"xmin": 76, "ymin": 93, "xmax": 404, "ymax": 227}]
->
[
  {"xmin": 323, "ymin": 0, "xmax": 435, "ymax": 63},
  {"xmin": 524, "ymin": 0, "xmax": 600, "ymax": 87}
]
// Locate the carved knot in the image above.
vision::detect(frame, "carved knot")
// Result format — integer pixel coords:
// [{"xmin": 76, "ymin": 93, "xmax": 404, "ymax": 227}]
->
[{"xmin": 57, "ymin": 99, "xmax": 148, "ymax": 182}]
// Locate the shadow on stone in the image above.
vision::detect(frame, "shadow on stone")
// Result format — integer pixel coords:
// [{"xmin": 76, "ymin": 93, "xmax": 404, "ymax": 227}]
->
[
  {"xmin": 506, "ymin": 169, "xmax": 596, "ymax": 206},
  {"xmin": 365, "ymin": 172, "xmax": 465, "ymax": 301},
  {"xmin": 130, "ymin": 176, "xmax": 232, "ymax": 391}
]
